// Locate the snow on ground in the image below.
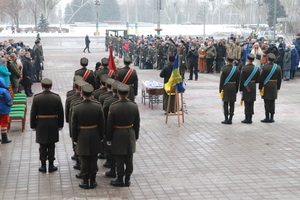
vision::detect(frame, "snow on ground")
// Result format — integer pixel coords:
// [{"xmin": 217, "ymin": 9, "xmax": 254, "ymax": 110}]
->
[{"xmin": 0, "ymin": 24, "xmax": 253, "ymax": 39}]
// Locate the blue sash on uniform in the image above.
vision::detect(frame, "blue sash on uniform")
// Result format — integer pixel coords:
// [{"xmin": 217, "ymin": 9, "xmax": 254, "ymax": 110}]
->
[
  {"xmin": 223, "ymin": 65, "xmax": 236, "ymax": 85},
  {"xmin": 244, "ymin": 66, "xmax": 258, "ymax": 86},
  {"xmin": 264, "ymin": 64, "xmax": 277, "ymax": 84}
]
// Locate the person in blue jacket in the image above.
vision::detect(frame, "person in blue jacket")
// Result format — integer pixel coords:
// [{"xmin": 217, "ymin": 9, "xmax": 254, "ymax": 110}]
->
[
  {"xmin": 0, "ymin": 58, "xmax": 11, "ymax": 87},
  {"xmin": 0, "ymin": 77, "xmax": 13, "ymax": 143}
]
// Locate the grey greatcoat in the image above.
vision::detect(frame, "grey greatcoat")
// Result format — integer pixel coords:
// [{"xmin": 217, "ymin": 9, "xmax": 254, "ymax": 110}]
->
[{"xmin": 219, "ymin": 64, "xmax": 240, "ymax": 102}]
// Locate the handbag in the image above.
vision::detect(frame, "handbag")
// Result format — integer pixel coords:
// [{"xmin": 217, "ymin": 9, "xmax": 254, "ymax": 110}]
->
[{"xmin": 256, "ymin": 54, "xmax": 261, "ymax": 60}]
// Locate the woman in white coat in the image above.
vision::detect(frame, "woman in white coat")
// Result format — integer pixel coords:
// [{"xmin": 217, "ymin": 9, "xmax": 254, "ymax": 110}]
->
[{"xmin": 250, "ymin": 42, "xmax": 263, "ymax": 69}]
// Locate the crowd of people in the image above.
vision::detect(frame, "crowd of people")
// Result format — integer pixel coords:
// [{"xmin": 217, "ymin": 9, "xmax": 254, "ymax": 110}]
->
[
  {"xmin": 0, "ymin": 35, "xmax": 44, "ymax": 144},
  {"xmin": 105, "ymin": 33, "xmax": 300, "ymax": 82},
  {"xmin": 0, "ymin": 35, "xmax": 44, "ymax": 97}
]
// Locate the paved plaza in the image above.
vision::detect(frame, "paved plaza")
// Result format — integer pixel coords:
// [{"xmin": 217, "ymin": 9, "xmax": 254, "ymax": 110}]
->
[{"xmin": 0, "ymin": 36, "xmax": 300, "ymax": 200}]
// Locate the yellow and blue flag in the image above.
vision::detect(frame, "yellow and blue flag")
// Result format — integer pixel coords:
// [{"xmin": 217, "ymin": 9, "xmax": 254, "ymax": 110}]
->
[{"xmin": 164, "ymin": 55, "xmax": 185, "ymax": 93}]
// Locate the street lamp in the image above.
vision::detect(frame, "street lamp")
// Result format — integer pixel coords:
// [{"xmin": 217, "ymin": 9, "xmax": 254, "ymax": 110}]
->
[
  {"xmin": 95, "ymin": 0, "xmax": 100, "ymax": 36},
  {"xmin": 155, "ymin": 0, "xmax": 163, "ymax": 36}
]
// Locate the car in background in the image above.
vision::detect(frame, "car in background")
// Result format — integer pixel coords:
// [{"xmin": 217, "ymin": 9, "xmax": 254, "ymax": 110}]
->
[{"xmin": 256, "ymin": 30, "xmax": 284, "ymax": 42}]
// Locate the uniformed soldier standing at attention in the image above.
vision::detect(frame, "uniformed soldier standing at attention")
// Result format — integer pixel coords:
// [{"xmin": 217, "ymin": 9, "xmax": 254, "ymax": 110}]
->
[
  {"xmin": 74, "ymin": 57, "xmax": 95, "ymax": 88},
  {"xmin": 107, "ymin": 84, "xmax": 140, "ymax": 187},
  {"xmin": 219, "ymin": 55, "xmax": 240, "ymax": 124},
  {"xmin": 117, "ymin": 57, "xmax": 138, "ymax": 101},
  {"xmin": 102, "ymin": 81, "xmax": 121, "ymax": 178},
  {"xmin": 30, "ymin": 78, "xmax": 64, "ymax": 173},
  {"xmin": 72, "ymin": 84, "xmax": 105, "ymax": 189},
  {"xmin": 239, "ymin": 53, "xmax": 260, "ymax": 124},
  {"xmin": 259, "ymin": 53, "xmax": 282, "ymax": 123},
  {"xmin": 178, "ymin": 40, "xmax": 187, "ymax": 79},
  {"xmin": 95, "ymin": 58, "xmax": 115, "ymax": 89}
]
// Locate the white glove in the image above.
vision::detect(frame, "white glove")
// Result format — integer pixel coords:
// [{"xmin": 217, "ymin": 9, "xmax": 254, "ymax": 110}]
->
[
  {"xmin": 107, "ymin": 141, "xmax": 112, "ymax": 146},
  {"xmin": 240, "ymin": 91, "xmax": 243, "ymax": 95},
  {"xmin": 40, "ymin": 63, "xmax": 42, "ymax": 67},
  {"xmin": 74, "ymin": 142, "xmax": 77, "ymax": 145}
]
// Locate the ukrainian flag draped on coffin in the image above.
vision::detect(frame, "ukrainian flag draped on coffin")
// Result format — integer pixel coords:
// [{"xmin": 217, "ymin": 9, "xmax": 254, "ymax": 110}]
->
[{"xmin": 164, "ymin": 55, "xmax": 186, "ymax": 94}]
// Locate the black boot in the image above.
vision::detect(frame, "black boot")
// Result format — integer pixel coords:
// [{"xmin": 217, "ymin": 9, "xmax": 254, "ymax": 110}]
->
[
  {"xmin": 73, "ymin": 157, "xmax": 81, "ymax": 170},
  {"xmin": 79, "ymin": 174, "xmax": 90, "ymax": 189},
  {"xmin": 90, "ymin": 173, "xmax": 98, "ymax": 189},
  {"xmin": 241, "ymin": 114, "xmax": 249, "ymax": 123},
  {"xmin": 248, "ymin": 115, "xmax": 253, "ymax": 124},
  {"xmin": 39, "ymin": 160, "xmax": 47, "ymax": 173},
  {"xmin": 48, "ymin": 160, "xmax": 58, "ymax": 172},
  {"xmin": 110, "ymin": 175, "xmax": 124, "ymax": 187},
  {"xmin": 76, "ymin": 173, "xmax": 83, "ymax": 179},
  {"xmin": 269, "ymin": 113, "xmax": 275, "ymax": 123},
  {"xmin": 261, "ymin": 112, "xmax": 270, "ymax": 123},
  {"xmin": 221, "ymin": 115, "xmax": 229, "ymax": 124},
  {"xmin": 71, "ymin": 153, "xmax": 77, "ymax": 161},
  {"xmin": 105, "ymin": 168, "xmax": 116, "ymax": 178},
  {"xmin": 1, "ymin": 132, "xmax": 11, "ymax": 144},
  {"xmin": 124, "ymin": 175, "xmax": 131, "ymax": 187},
  {"xmin": 228, "ymin": 114, "xmax": 233, "ymax": 124},
  {"xmin": 98, "ymin": 153, "xmax": 106, "ymax": 159}
]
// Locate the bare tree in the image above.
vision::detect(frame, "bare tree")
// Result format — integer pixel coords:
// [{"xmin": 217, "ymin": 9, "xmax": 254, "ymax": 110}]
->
[
  {"xmin": 0, "ymin": 0, "xmax": 25, "ymax": 28},
  {"xmin": 279, "ymin": 0, "xmax": 300, "ymax": 43},
  {"xmin": 38, "ymin": 0, "xmax": 61, "ymax": 23}
]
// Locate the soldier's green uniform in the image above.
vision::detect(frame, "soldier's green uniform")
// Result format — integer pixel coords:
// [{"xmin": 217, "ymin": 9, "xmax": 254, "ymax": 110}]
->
[
  {"xmin": 102, "ymin": 81, "xmax": 121, "ymax": 178},
  {"xmin": 239, "ymin": 54, "xmax": 260, "ymax": 123},
  {"xmin": 99, "ymin": 78, "xmax": 115, "ymax": 106},
  {"xmin": 72, "ymin": 84, "xmax": 105, "ymax": 189},
  {"xmin": 139, "ymin": 44, "xmax": 148, "ymax": 69},
  {"xmin": 219, "ymin": 55, "xmax": 240, "ymax": 124},
  {"xmin": 178, "ymin": 42, "xmax": 187, "ymax": 79},
  {"xmin": 118, "ymin": 37, "xmax": 124, "ymax": 58},
  {"xmin": 167, "ymin": 41, "xmax": 176, "ymax": 61},
  {"xmin": 259, "ymin": 53, "xmax": 282, "ymax": 123},
  {"xmin": 107, "ymin": 84, "xmax": 140, "ymax": 187},
  {"xmin": 30, "ymin": 79, "xmax": 64, "ymax": 173},
  {"xmin": 94, "ymin": 74, "xmax": 109, "ymax": 101},
  {"xmin": 117, "ymin": 57, "xmax": 138, "ymax": 101},
  {"xmin": 74, "ymin": 57, "xmax": 95, "ymax": 88},
  {"xmin": 95, "ymin": 58, "xmax": 115, "ymax": 89},
  {"xmin": 105, "ymin": 33, "xmax": 109, "ymax": 51}
]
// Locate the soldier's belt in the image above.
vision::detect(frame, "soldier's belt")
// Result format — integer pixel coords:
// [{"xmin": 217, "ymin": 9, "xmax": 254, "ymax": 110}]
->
[
  {"xmin": 37, "ymin": 115, "xmax": 58, "ymax": 118},
  {"xmin": 227, "ymin": 82, "xmax": 236, "ymax": 84},
  {"xmin": 127, "ymin": 84, "xmax": 134, "ymax": 86},
  {"xmin": 250, "ymin": 80, "xmax": 255, "ymax": 83},
  {"xmin": 79, "ymin": 125, "xmax": 98, "ymax": 129},
  {"xmin": 114, "ymin": 125, "xmax": 133, "ymax": 129},
  {"xmin": 268, "ymin": 80, "xmax": 277, "ymax": 82}
]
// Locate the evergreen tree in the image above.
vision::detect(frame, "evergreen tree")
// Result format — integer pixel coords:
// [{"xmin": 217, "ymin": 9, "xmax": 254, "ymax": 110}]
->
[
  {"xmin": 99, "ymin": 0, "xmax": 120, "ymax": 22},
  {"xmin": 263, "ymin": 0, "xmax": 287, "ymax": 28},
  {"xmin": 38, "ymin": 14, "xmax": 48, "ymax": 31}
]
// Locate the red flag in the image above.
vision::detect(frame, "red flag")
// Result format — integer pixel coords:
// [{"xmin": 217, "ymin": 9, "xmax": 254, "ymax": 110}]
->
[{"xmin": 108, "ymin": 46, "xmax": 118, "ymax": 79}]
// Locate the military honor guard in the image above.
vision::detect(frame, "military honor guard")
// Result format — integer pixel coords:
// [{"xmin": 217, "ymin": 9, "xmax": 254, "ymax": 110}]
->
[
  {"xmin": 106, "ymin": 84, "xmax": 140, "ymax": 187},
  {"xmin": 71, "ymin": 84, "xmax": 105, "ymax": 189},
  {"xmin": 95, "ymin": 57, "xmax": 115, "ymax": 89},
  {"xmin": 259, "ymin": 53, "xmax": 282, "ymax": 123},
  {"xmin": 30, "ymin": 78, "xmax": 64, "ymax": 173},
  {"xmin": 74, "ymin": 57, "xmax": 95, "ymax": 88},
  {"xmin": 219, "ymin": 55, "xmax": 240, "ymax": 124},
  {"xmin": 239, "ymin": 53, "xmax": 260, "ymax": 124},
  {"xmin": 117, "ymin": 57, "xmax": 138, "ymax": 101}
]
